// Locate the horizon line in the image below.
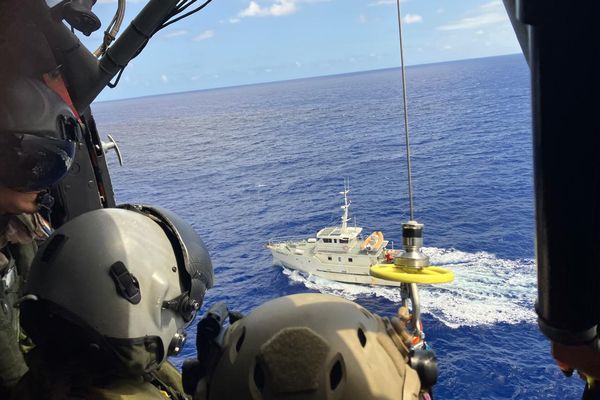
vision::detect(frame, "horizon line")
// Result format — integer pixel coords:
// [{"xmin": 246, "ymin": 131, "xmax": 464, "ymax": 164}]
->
[{"xmin": 94, "ymin": 52, "xmax": 523, "ymax": 104}]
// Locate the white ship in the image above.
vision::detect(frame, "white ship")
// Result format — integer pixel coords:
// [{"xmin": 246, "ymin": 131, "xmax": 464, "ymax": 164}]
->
[{"xmin": 266, "ymin": 187, "xmax": 404, "ymax": 286}]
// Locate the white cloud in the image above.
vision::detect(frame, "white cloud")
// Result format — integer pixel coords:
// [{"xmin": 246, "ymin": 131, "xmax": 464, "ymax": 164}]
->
[
  {"xmin": 237, "ymin": 0, "xmax": 328, "ymax": 18},
  {"xmin": 481, "ymin": 0, "xmax": 503, "ymax": 9},
  {"xmin": 240, "ymin": 0, "xmax": 297, "ymax": 17},
  {"xmin": 437, "ymin": 13, "xmax": 506, "ymax": 30},
  {"xmin": 369, "ymin": 0, "xmax": 395, "ymax": 5},
  {"xmin": 403, "ymin": 14, "xmax": 422, "ymax": 24},
  {"xmin": 161, "ymin": 74, "xmax": 169, "ymax": 83},
  {"xmin": 240, "ymin": 1, "xmax": 262, "ymax": 16},
  {"xmin": 164, "ymin": 30, "xmax": 187, "ymax": 39},
  {"xmin": 359, "ymin": 14, "xmax": 368, "ymax": 24},
  {"xmin": 194, "ymin": 30, "xmax": 215, "ymax": 41},
  {"xmin": 436, "ymin": 2, "xmax": 508, "ymax": 31},
  {"xmin": 219, "ymin": 18, "xmax": 241, "ymax": 24},
  {"xmin": 368, "ymin": 0, "xmax": 407, "ymax": 5}
]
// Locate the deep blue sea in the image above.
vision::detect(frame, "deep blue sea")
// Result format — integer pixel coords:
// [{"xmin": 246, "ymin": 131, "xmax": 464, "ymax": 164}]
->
[{"xmin": 92, "ymin": 54, "xmax": 583, "ymax": 399}]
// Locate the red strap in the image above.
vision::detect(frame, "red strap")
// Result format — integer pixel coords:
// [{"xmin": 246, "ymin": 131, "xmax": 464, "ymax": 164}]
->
[{"xmin": 42, "ymin": 72, "xmax": 81, "ymax": 122}]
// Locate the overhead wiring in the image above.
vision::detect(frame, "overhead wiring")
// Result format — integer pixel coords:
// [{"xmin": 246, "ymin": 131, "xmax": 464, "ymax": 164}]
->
[
  {"xmin": 155, "ymin": 0, "xmax": 212, "ymax": 33},
  {"xmin": 104, "ymin": 0, "xmax": 214, "ymax": 87},
  {"xmin": 131, "ymin": 0, "xmax": 214, "ymax": 57},
  {"xmin": 156, "ymin": 0, "xmax": 214, "ymax": 33}
]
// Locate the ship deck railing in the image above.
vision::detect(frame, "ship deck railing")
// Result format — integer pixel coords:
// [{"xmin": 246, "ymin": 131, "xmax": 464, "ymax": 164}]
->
[
  {"xmin": 267, "ymin": 237, "xmax": 397, "ymax": 250},
  {"xmin": 266, "ymin": 236, "xmax": 312, "ymax": 247}
]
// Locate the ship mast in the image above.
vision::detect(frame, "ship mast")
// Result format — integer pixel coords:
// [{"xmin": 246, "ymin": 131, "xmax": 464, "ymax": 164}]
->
[{"xmin": 340, "ymin": 180, "xmax": 350, "ymax": 233}]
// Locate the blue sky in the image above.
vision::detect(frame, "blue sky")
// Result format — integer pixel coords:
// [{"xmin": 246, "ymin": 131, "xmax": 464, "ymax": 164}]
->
[{"xmin": 84, "ymin": 0, "xmax": 520, "ymax": 101}]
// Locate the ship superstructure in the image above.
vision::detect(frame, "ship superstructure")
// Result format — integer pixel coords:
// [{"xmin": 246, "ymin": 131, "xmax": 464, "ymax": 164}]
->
[{"xmin": 266, "ymin": 187, "xmax": 401, "ymax": 286}]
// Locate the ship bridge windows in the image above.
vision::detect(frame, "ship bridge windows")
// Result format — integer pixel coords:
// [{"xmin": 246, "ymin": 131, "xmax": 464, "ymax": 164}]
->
[
  {"xmin": 323, "ymin": 238, "xmax": 333, "ymax": 243},
  {"xmin": 340, "ymin": 239, "xmax": 349, "ymax": 244}
]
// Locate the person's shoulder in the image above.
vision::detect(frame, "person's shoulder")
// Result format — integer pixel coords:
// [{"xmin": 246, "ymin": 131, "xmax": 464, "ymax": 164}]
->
[
  {"xmin": 14, "ymin": 214, "xmax": 35, "ymax": 231},
  {"xmin": 89, "ymin": 376, "xmax": 182, "ymax": 400},
  {"xmin": 15, "ymin": 214, "xmax": 50, "ymax": 241},
  {"xmin": 153, "ymin": 361, "xmax": 186, "ymax": 393}
]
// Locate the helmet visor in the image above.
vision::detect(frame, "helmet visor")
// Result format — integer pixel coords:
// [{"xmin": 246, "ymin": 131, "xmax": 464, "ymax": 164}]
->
[{"xmin": 0, "ymin": 132, "xmax": 76, "ymax": 191}]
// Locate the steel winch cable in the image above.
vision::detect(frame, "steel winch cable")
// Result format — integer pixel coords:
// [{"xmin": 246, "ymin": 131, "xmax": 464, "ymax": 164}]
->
[
  {"xmin": 396, "ymin": 0, "xmax": 414, "ymax": 221},
  {"xmin": 396, "ymin": 0, "xmax": 423, "ymax": 343}
]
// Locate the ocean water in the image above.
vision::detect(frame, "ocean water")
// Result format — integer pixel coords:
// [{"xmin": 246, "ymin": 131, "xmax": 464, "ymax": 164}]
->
[{"xmin": 92, "ymin": 54, "xmax": 583, "ymax": 399}]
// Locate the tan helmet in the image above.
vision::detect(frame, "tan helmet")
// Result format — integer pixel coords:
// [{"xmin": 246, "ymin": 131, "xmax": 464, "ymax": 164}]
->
[{"xmin": 198, "ymin": 293, "xmax": 422, "ymax": 400}]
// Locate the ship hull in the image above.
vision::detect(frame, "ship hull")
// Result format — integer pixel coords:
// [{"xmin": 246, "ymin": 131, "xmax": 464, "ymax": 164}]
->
[{"xmin": 268, "ymin": 245, "xmax": 403, "ymax": 287}]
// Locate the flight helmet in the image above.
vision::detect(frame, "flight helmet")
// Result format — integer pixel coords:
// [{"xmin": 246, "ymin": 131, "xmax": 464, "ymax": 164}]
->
[
  {"xmin": 198, "ymin": 293, "xmax": 422, "ymax": 400},
  {"xmin": 20, "ymin": 206, "xmax": 214, "ymax": 375},
  {"xmin": 0, "ymin": 77, "xmax": 79, "ymax": 191}
]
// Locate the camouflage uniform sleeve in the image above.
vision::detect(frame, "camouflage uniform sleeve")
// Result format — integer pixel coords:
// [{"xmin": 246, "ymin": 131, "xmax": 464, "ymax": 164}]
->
[
  {"xmin": 0, "ymin": 213, "xmax": 46, "ymax": 397},
  {"xmin": 11, "ymin": 215, "xmax": 41, "ymax": 289}
]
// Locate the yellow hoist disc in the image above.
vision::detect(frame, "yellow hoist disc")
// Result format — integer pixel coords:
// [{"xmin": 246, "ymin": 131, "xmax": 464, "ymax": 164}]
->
[{"xmin": 370, "ymin": 264, "xmax": 454, "ymax": 284}]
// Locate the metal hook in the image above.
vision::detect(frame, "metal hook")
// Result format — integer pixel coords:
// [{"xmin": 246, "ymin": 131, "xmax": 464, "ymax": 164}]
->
[{"xmin": 101, "ymin": 134, "xmax": 124, "ymax": 166}]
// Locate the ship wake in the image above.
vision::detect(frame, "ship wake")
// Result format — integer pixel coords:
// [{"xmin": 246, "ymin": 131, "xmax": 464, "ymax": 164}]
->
[{"xmin": 282, "ymin": 247, "xmax": 536, "ymax": 328}]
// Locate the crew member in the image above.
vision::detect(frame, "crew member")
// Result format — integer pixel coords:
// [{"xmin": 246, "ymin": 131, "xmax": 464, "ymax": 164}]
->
[
  {"xmin": 186, "ymin": 293, "xmax": 435, "ymax": 400},
  {"xmin": 0, "ymin": 76, "xmax": 79, "ymax": 397},
  {"xmin": 12, "ymin": 205, "xmax": 214, "ymax": 399}
]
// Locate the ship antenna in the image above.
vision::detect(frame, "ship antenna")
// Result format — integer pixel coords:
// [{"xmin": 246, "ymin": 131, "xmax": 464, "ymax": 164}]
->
[{"xmin": 396, "ymin": 0, "xmax": 415, "ymax": 221}]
